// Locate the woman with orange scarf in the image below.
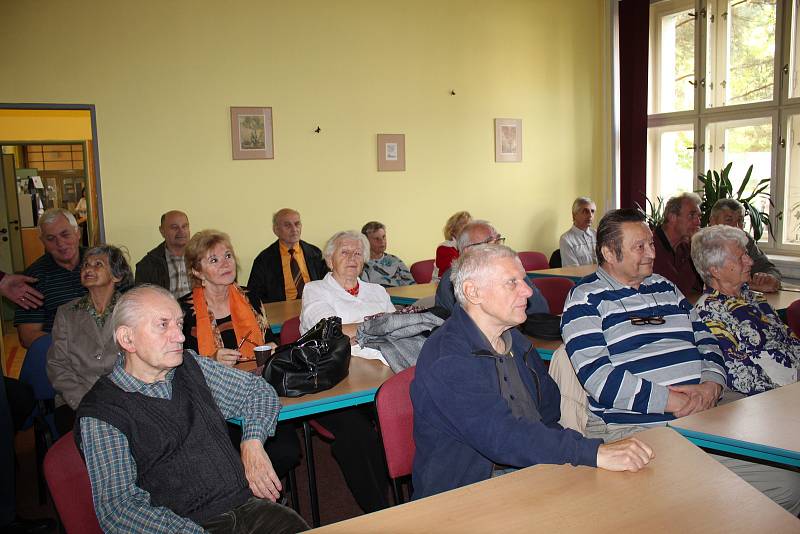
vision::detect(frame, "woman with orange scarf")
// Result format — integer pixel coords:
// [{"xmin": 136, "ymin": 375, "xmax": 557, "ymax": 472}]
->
[{"xmin": 179, "ymin": 230, "xmax": 300, "ymax": 483}]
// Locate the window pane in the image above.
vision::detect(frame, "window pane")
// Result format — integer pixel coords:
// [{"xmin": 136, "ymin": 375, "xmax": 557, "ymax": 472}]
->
[
  {"xmin": 790, "ymin": 0, "xmax": 800, "ymax": 100},
  {"xmin": 647, "ymin": 125, "xmax": 695, "ymax": 202},
  {"xmin": 783, "ymin": 114, "xmax": 800, "ymax": 244},
  {"xmin": 725, "ymin": 0, "xmax": 776, "ymax": 105},
  {"xmin": 649, "ymin": 2, "xmax": 695, "ymax": 113},
  {"xmin": 704, "ymin": 117, "xmax": 773, "ymax": 238}
]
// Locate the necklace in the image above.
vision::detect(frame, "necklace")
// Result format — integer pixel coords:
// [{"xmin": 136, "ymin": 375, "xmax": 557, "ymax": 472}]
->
[
  {"xmin": 596, "ymin": 269, "xmax": 665, "ymax": 325},
  {"xmin": 345, "ymin": 282, "xmax": 360, "ymax": 296}
]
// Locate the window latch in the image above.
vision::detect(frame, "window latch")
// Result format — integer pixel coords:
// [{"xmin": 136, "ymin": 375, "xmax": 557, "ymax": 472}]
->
[{"xmin": 780, "ymin": 137, "xmax": 786, "ymax": 149}]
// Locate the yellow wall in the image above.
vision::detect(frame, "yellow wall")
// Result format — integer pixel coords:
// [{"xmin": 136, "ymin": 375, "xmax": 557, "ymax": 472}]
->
[
  {"xmin": 0, "ymin": 109, "xmax": 92, "ymax": 141},
  {"xmin": 1, "ymin": 0, "xmax": 609, "ymax": 281}
]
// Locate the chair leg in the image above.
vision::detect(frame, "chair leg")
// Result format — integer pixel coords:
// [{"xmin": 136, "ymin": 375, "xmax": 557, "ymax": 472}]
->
[
  {"xmin": 303, "ymin": 421, "xmax": 321, "ymax": 527},
  {"xmin": 33, "ymin": 416, "xmax": 50, "ymax": 504},
  {"xmin": 287, "ymin": 467, "xmax": 300, "ymax": 514},
  {"xmin": 392, "ymin": 479, "xmax": 404, "ymax": 505}
]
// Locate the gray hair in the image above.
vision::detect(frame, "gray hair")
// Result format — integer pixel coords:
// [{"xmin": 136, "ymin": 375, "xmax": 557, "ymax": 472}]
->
[
  {"xmin": 84, "ymin": 245, "xmax": 134, "ymax": 290},
  {"xmin": 323, "ymin": 230, "xmax": 370, "ymax": 265},
  {"xmin": 451, "ymin": 244, "xmax": 519, "ymax": 306},
  {"xmin": 361, "ymin": 221, "xmax": 385, "ymax": 236},
  {"xmin": 690, "ymin": 225, "xmax": 749, "ymax": 285},
  {"xmin": 664, "ymin": 192, "xmax": 702, "ymax": 219},
  {"xmin": 456, "ymin": 220, "xmax": 496, "ymax": 252},
  {"xmin": 112, "ymin": 284, "xmax": 177, "ymax": 341},
  {"xmin": 38, "ymin": 208, "xmax": 77, "ymax": 231},
  {"xmin": 571, "ymin": 197, "xmax": 595, "ymax": 215},
  {"xmin": 272, "ymin": 208, "xmax": 300, "ymax": 226},
  {"xmin": 710, "ymin": 199, "xmax": 745, "ymax": 222}
]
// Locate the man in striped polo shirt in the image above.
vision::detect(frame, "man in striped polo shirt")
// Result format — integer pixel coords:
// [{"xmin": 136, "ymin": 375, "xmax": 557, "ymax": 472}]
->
[
  {"xmin": 14, "ymin": 209, "xmax": 86, "ymax": 349},
  {"xmin": 561, "ymin": 208, "xmax": 800, "ymax": 513}
]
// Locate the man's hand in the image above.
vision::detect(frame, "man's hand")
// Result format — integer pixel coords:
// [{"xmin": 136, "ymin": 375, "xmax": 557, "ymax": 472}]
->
[
  {"xmin": 749, "ymin": 273, "xmax": 780, "ymax": 293},
  {"xmin": 0, "ymin": 274, "xmax": 43, "ymax": 309},
  {"xmin": 213, "ymin": 348, "xmax": 241, "ymax": 367},
  {"xmin": 596, "ymin": 437, "xmax": 654, "ymax": 472},
  {"xmin": 240, "ymin": 439, "xmax": 282, "ymax": 502},
  {"xmin": 668, "ymin": 382, "xmax": 721, "ymax": 417}
]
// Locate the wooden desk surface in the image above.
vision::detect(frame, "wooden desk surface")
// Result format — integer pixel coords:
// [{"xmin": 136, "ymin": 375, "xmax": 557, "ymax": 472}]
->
[
  {"xmin": 527, "ymin": 264, "xmax": 597, "ymax": 281},
  {"xmin": 669, "ymin": 381, "xmax": 800, "ymax": 465},
  {"xmin": 386, "ymin": 282, "xmax": 437, "ymax": 304},
  {"xmin": 262, "ymin": 299, "xmax": 302, "ymax": 332},
  {"xmin": 765, "ymin": 289, "xmax": 799, "ymax": 312},
  {"xmin": 310, "ymin": 427, "xmax": 798, "ymax": 533}
]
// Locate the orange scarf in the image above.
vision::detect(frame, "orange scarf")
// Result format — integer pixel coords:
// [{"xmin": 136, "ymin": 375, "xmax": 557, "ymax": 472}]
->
[{"xmin": 192, "ymin": 285, "xmax": 265, "ymax": 359}]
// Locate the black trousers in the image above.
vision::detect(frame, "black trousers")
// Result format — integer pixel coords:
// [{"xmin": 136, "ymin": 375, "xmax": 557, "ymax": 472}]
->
[
  {"xmin": 201, "ymin": 497, "xmax": 308, "ymax": 534},
  {"xmin": 2, "ymin": 377, "xmax": 35, "ymax": 526},
  {"xmin": 314, "ymin": 407, "xmax": 390, "ymax": 513}
]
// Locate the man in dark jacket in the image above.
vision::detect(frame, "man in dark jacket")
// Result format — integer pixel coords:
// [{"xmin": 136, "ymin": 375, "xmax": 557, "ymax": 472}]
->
[
  {"xmin": 411, "ymin": 244, "xmax": 654, "ymax": 499},
  {"xmin": 247, "ymin": 208, "xmax": 327, "ymax": 303},
  {"xmin": 134, "ymin": 210, "xmax": 191, "ymax": 298},
  {"xmin": 653, "ymin": 193, "xmax": 703, "ymax": 298}
]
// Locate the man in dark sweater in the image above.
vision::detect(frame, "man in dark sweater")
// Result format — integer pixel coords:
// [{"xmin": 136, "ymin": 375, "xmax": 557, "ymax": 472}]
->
[
  {"xmin": 411, "ymin": 244, "xmax": 653, "ymax": 499},
  {"xmin": 76, "ymin": 285, "xmax": 306, "ymax": 533},
  {"xmin": 134, "ymin": 210, "xmax": 191, "ymax": 298},
  {"xmin": 653, "ymin": 193, "xmax": 704, "ymax": 298},
  {"xmin": 247, "ymin": 208, "xmax": 327, "ymax": 303}
]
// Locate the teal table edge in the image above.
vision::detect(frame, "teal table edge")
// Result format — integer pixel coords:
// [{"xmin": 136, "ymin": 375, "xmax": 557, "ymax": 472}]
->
[
  {"xmin": 668, "ymin": 425, "xmax": 800, "ymax": 467},
  {"xmin": 229, "ymin": 387, "xmax": 380, "ymax": 426},
  {"xmin": 270, "ymin": 323, "xmax": 282, "ymax": 334},
  {"xmin": 527, "ymin": 272, "xmax": 583, "ymax": 283},
  {"xmin": 537, "ymin": 348, "xmax": 553, "ymax": 361},
  {"xmin": 390, "ymin": 296, "xmax": 418, "ymax": 306}
]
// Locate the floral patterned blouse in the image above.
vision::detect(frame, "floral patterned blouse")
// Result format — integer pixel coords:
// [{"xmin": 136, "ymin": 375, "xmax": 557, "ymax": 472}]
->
[{"xmin": 694, "ymin": 287, "xmax": 800, "ymax": 395}]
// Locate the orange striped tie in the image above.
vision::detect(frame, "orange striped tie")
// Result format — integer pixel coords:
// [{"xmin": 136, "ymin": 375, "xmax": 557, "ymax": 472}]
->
[{"xmin": 289, "ymin": 247, "xmax": 305, "ymax": 298}]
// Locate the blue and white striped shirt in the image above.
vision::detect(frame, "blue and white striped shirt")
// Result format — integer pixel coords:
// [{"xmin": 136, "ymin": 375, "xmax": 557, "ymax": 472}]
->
[{"xmin": 561, "ymin": 268, "xmax": 726, "ymax": 425}]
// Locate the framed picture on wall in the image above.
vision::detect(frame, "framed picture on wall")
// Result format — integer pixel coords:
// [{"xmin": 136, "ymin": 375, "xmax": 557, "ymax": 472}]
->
[
  {"xmin": 377, "ymin": 133, "xmax": 405, "ymax": 171},
  {"xmin": 494, "ymin": 118, "xmax": 522, "ymax": 162},
  {"xmin": 230, "ymin": 107, "xmax": 274, "ymax": 160}
]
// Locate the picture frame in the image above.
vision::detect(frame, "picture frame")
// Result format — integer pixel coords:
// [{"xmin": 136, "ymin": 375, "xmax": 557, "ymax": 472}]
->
[
  {"xmin": 494, "ymin": 118, "xmax": 522, "ymax": 162},
  {"xmin": 230, "ymin": 107, "xmax": 274, "ymax": 160},
  {"xmin": 377, "ymin": 133, "xmax": 405, "ymax": 171}
]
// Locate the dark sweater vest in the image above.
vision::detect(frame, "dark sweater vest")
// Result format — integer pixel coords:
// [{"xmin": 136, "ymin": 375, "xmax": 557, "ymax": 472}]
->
[{"xmin": 75, "ymin": 353, "xmax": 251, "ymax": 523}]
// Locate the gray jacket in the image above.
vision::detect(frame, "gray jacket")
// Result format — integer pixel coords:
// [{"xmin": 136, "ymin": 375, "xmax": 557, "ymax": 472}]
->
[
  {"xmin": 747, "ymin": 235, "xmax": 781, "ymax": 280},
  {"xmin": 356, "ymin": 312, "xmax": 444, "ymax": 372}
]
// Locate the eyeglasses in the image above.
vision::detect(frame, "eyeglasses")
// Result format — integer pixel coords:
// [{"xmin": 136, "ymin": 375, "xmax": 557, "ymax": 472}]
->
[
  {"xmin": 629, "ymin": 316, "xmax": 666, "ymax": 326},
  {"xmin": 465, "ymin": 234, "xmax": 505, "ymax": 248}
]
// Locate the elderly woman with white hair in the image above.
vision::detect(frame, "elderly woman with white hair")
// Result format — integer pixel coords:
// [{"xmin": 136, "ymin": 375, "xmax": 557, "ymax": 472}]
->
[
  {"xmin": 297, "ymin": 229, "xmax": 392, "ymax": 513},
  {"xmin": 691, "ymin": 225, "xmax": 800, "ymax": 396},
  {"xmin": 300, "ymin": 230, "xmax": 395, "ymax": 338}
]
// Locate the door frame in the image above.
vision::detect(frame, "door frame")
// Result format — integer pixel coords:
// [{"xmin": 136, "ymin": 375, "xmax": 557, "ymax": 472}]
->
[{"xmin": 0, "ymin": 103, "xmax": 105, "ymax": 242}]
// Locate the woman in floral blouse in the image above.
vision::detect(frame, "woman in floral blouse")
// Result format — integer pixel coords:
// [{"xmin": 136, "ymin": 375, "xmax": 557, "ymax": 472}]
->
[{"xmin": 691, "ymin": 225, "xmax": 799, "ymax": 396}]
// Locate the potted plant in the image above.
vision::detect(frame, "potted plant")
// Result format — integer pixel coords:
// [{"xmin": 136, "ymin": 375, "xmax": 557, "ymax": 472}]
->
[{"xmin": 697, "ymin": 162, "xmax": 777, "ymax": 241}]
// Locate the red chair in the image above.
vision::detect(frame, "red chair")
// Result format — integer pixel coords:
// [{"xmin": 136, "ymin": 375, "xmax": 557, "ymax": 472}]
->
[
  {"xmin": 786, "ymin": 300, "xmax": 800, "ymax": 337},
  {"xmin": 410, "ymin": 259, "xmax": 435, "ymax": 283},
  {"xmin": 375, "ymin": 366, "xmax": 416, "ymax": 504},
  {"xmin": 44, "ymin": 432, "xmax": 103, "ymax": 534},
  {"xmin": 279, "ymin": 316, "xmax": 302, "ymax": 345},
  {"xmin": 517, "ymin": 251, "xmax": 549, "ymax": 271},
  {"xmin": 532, "ymin": 277, "xmax": 576, "ymax": 315}
]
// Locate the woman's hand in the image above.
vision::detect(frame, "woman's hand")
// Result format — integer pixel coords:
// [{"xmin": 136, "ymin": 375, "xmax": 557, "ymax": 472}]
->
[{"xmin": 213, "ymin": 347, "xmax": 241, "ymax": 367}]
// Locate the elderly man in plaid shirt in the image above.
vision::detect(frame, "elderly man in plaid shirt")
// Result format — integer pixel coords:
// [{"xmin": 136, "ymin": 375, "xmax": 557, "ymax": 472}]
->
[{"xmin": 75, "ymin": 285, "xmax": 307, "ymax": 533}]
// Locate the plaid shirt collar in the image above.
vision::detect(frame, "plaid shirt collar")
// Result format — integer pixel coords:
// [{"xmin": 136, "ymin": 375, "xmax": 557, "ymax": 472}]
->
[{"xmin": 108, "ymin": 353, "xmax": 179, "ymax": 398}]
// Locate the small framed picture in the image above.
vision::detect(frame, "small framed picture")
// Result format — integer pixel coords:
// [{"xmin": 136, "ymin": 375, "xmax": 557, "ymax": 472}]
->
[
  {"xmin": 230, "ymin": 107, "xmax": 274, "ymax": 160},
  {"xmin": 494, "ymin": 118, "xmax": 522, "ymax": 162},
  {"xmin": 377, "ymin": 134, "xmax": 405, "ymax": 171}
]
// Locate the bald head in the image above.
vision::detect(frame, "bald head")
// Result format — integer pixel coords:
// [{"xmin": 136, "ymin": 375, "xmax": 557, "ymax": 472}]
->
[
  {"xmin": 273, "ymin": 208, "xmax": 302, "ymax": 246},
  {"xmin": 159, "ymin": 210, "xmax": 190, "ymax": 255}
]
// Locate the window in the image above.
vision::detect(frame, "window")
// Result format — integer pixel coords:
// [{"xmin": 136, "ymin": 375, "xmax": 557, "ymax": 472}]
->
[{"xmin": 647, "ymin": 0, "xmax": 800, "ymax": 253}]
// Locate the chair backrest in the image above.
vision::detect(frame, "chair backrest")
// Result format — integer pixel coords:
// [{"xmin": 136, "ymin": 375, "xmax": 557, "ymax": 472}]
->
[
  {"xmin": 517, "ymin": 251, "xmax": 549, "ymax": 271},
  {"xmin": 531, "ymin": 277, "xmax": 576, "ymax": 315},
  {"xmin": 787, "ymin": 300, "xmax": 800, "ymax": 337},
  {"xmin": 44, "ymin": 432, "xmax": 103, "ymax": 534},
  {"xmin": 375, "ymin": 366, "xmax": 416, "ymax": 480},
  {"xmin": 409, "ymin": 260, "xmax": 435, "ymax": 284},
  {"xmin": 279, "ymin": 316, "xmax": 302, "ymax": 345},
  {"xmin": 549, "ymin": 249, "xmax": 562, "ymax": 268},
  {"xmin": 19, "ymin": 334, "xmax": 56, "ymax": 401}
]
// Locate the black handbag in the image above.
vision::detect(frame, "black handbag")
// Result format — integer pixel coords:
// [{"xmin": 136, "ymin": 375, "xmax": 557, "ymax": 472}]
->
[
  {"xmin": 263, "ymin": 316, "xmax": 352, "ymax": 397},
  {"xmin": 519, "ymin": 313, "xmax": 563, "ymax": 340}
]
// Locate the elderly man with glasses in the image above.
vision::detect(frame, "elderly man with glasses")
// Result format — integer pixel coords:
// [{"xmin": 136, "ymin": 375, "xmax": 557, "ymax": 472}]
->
[
  {"xmin": 561, "ymin": 208, "xmax": 800, "ymax": 514},
  {"xmin": 434, "ymin": 220, "xmax": 547, "ymax": 315}
]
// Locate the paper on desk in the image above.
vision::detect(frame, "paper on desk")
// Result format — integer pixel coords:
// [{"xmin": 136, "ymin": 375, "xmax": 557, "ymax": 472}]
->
[{"xmin": 351, "ymin": 345, "xmax": 389, "ymax": 367}]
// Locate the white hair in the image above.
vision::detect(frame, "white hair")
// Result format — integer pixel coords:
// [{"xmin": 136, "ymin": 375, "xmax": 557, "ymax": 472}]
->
[
  {"xmin": 323, "ymin": 230, "xmax": 370, "ymax": 266},
  {"xmin": 690, "ymin": 225, "xmax": 749, "ymax": 285},
  {"xmin": 455, "ymin": 220, "xmax": 496, "ymax": 253},
  {"xmin": 38, "ymin": 208, "xmax": 78, "ymax": 231},
  {"xmin": 571, "ymin": 197, "xmax": 594, "ymax": 215},
  {"xmin": 452, "ymin": 244, "xmax": 519, "ymax": 306},
  {"xmin": 112, "ymin": 284, "xmax": 177, "ymax": 337}
]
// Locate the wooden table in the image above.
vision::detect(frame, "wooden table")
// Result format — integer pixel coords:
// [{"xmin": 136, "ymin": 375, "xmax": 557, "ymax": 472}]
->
[
  {"xmin": 527, "ymin": 264, "xmax": 597, "ymax": 282},
  {"xmin": 529, "ymin": 336, "xmax": 561, "ymax": 361},
  {"xmin": 669, "ymin": 382, "xmax": 800, "ymax": 467},
  {"xmin": 386, "ymin": 283, "xmax": 437, "ymax": 305},
  {"xmin": 262, "ymin": 299, "xmax": 302, "ymax": 334},
  {"xmin": 765, "ymin": 289, "xmax": 799, "ymax": 312},
  {"xmin": 309, "ymin": 427, "xmax": 799, "ymax": 533}
]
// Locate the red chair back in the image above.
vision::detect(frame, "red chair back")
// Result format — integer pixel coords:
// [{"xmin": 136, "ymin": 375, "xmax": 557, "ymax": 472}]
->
[
  {"xmin": 532, "ymin": 277, "xmax": 576, "ymax": 315},
  {"xmin": 376, "ymin": 366, "xmax": 416, "ymax": 480},
  {"xmin": 44, "ymin": 432, "xmax": 103, "ymax": 534},
  {"xmin": 410, "ymin": 260, "xmax": 435, "ymax": 284},
  {"xmin": 787, "ymin": 300, "xmax": 800, "ymax": 337},
  {"xmin": 517, "ymin": 251, "xmax": 549, "ymax": 271},
  {"xmin": 280, "ymin": 316, "xmax": 302, "ymax": 345}
]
